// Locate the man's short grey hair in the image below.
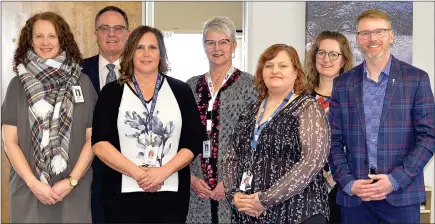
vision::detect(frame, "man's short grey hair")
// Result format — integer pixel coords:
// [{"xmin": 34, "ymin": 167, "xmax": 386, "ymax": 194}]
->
[{"xmin": 202, "ymin": 16, "xmax": 237, "ymax": 44}]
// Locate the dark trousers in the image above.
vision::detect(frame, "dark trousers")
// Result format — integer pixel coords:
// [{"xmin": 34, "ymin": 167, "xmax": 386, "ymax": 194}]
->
[
  {"xmin": 328, "ymin": 186, "xmax": 341, "ymax": 223},
  {"xmin": 91, "ymin": 158, "xmax": 105, "ymax": 223},
  {"xmin": 302, "ymin": 214, "xmax": 328, "ymax": 224},
  {"xmin": 341, "ymin": 200, "xmax": 420, "ymax": 224},
  {"xmin": 104, "ymin": 205, "xmax": 186, "ymax": 223},
  {"xmin": 103, "ymin": 192, "xmax": 187, "ymax": 223}
]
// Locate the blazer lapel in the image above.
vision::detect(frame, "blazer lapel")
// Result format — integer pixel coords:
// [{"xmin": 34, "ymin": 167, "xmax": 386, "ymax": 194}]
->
[
  {"xmin": 353, "ymin": 63, "xmax": 367, "ymax": 138},
  {"xmin": 93, "ymin": 56, "xmax": 101, "ymax": 93},
  {"xmin": 379, "ymin": 56, "xmax": 401, "ymax": 126}
]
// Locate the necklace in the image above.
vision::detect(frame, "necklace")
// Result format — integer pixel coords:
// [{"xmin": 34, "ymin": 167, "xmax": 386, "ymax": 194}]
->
[
  {"xmin": 212, "ymin": 73, "xmax": 223, "ymax": 85},
  {"xmin": 132, "ymin": 79, "xmax": 155, "ymax": 92},
  {"xmin": 139, "ymin": 82, "xmax": 154, "ymax": 91},
  {"xmin": 139, "ymin": 82, "xmax": 153, "ymax": 87}
]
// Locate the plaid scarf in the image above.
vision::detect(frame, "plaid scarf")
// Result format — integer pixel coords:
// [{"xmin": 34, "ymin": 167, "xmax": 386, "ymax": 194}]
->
[{"xmin": 17, "ymin": 50, "xmax": 80, "ymax": 183}]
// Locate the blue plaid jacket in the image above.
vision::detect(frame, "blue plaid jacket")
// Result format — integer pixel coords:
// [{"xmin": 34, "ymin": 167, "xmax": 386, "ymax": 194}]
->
[{"xmin": 328, "ymin": 56, "xmax": 435, "ymax": 207}]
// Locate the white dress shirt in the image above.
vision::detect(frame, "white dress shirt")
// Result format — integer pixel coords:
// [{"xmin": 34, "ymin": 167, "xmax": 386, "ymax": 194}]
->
[{"xmin": 98, "ymin": 55, "xmax": 121, "ymax": 90}]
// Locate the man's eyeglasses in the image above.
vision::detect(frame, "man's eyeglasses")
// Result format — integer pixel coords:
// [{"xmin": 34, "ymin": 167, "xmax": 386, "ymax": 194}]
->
[
  {"xmin": 204, "ymin": 39, "xmax": 231, "ymax": 49},
  {"xmin": 316, "ymin": 50, "xmax": 342, "ymax": 61},
  {"xmin": 96, "ymin": 25, "xmax": 127, "ymax": 35},
  {"xmin": 357, "ymin": 28, "xmax": 391, "ymax": 40}
]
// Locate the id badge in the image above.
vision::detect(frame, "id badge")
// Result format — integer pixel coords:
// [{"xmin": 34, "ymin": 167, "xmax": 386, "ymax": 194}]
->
[
  {"xmin": 239, "ymin": 171, "xmax": 253, "ymax": 192},
  {"xmin": 203, "ymin": 140, "xmax": 211, "ymax": 158},
  {"xmin": 144, "ymin": 147, "xmax": 158, "ymax": 166},
  {"xmin": 71, "ymin": 86, "xmax": 84, "ymax": 103}
]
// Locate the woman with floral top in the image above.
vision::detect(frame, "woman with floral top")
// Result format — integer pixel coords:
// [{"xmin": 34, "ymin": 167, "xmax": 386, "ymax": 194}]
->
[
  {"xmin": 305, "ymin": 31, "xmax": 353, "ymax": 223},
  {"xmin": 223, "ymin": 44, "xmax": 330, "ymax": 223},
  {"xmin": 186, "ymin": 16, "xmax": 257, "ymax": 223},
  {"xmin": 91, "ymin": 25, "xmax": 203, "ymax": 223}
]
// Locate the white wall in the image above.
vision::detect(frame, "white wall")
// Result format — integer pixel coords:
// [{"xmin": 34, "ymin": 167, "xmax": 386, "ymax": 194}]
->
[
  {"xmin": 247, "ymin": 2, "xmax": 434, "ymax": 222},
  {"xmin": 245, "ymin": 2, "xmax": 306, "ymax": 74},
  {"xmin": 154, "ymin": 2, "xmax": 243, "ymax": 32},
  {"xmin": 414, "ymin": 3, "xmax": 435, "ymax": 223}
]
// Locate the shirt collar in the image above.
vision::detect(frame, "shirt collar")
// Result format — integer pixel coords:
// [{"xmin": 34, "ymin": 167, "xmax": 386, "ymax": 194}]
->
[
  {"xmin": 98, "ymin": 55, "xmax": 121, "ymax": 73},
  {"xmin": 363, "ymin": 54, "xmax": 393, "ymax": 79}
]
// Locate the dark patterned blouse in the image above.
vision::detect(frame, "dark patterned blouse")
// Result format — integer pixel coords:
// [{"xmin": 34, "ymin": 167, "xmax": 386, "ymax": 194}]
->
[
  {"xmin": 223, "ymin": 94, "xmax": 330, "ymax": 223},
  {"xmin": 312, "ymin": 91, "xmax": 333, "ymax": 174},
  {"xmin": 196, "ymin": 69, "xmax": 241, "ymax": 188}
]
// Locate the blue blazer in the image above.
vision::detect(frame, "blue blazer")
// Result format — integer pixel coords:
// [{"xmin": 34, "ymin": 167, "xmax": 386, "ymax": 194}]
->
[
  {"xmin": 81, "ymin": 55, "xmax": 100, "ymax": 94},
  {"xmin": 328, "ymin": 56, "xmax": 435, "ymax": 207}
]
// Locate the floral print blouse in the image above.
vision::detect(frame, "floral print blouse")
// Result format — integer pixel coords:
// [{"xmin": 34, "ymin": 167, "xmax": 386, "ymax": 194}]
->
[
  {"xmin": 196, "ymin": 69, "xmax": 241, "ymax": 189},
  {"xmin": 312, "ymin": 91, "xmax": 330, "ymax": 116},
  {"xmin": 223, "ymin": 94, "xmax": 331, "ymax": 223}
]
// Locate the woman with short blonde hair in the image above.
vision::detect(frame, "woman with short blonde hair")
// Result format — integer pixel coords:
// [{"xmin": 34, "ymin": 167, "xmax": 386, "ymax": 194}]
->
[{"xmin": 186, "ymin": 16, "xmax": 258, "ymax": 223}]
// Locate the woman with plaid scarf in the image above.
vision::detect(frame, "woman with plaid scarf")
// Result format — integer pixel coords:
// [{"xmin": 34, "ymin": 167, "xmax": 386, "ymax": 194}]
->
[{"xmin": 2, "ymin": 12, "xmax": 97, "ymax": 223}]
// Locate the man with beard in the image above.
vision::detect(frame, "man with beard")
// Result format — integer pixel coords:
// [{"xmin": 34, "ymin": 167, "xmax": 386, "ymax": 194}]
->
[
  {"xmin": 328, "ymin": 9, "xmax": 434, "ymax": 223},
  {"xmin": 81, "ymin": 6, "xmax": 130, "ymax": 223}
]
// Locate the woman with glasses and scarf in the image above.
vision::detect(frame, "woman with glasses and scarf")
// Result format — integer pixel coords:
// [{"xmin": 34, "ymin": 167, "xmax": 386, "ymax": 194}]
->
[
  {"xmin": 304, "ymin": 31, "xmax": 353, "ymax": 223},
  {"xmin": 186, "ymin": 16, "xmax": 257, "ymax": 223},
  {"xmin": 2, "ymin": 12, "xmax": 97, "ymax": 223}
]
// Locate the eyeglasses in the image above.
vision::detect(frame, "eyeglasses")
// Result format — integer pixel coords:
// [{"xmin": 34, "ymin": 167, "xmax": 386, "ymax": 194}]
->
[
  {"xmin": 316, "ymin": 50, "xmax": 342, "ymax": 61},
  {"xmin": 357, "ymin": 28, "xmax": 391, "ymax": 40},
  {"xmin": 96, "ymin": 25, "xmax": 127, "ymax": 35},
  {"xmin": 204, "ymin": 39, "xmax": 231, "ymax": 49}
]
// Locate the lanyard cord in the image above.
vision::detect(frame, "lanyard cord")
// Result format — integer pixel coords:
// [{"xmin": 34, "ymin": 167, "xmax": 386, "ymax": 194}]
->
[
  {"xmin": 247, "ymin": 91, "xmax": 295, "ymax": 173},
  {"xmin": 132, "ymin": 74, "xmax": 162, "ymax": 132}
]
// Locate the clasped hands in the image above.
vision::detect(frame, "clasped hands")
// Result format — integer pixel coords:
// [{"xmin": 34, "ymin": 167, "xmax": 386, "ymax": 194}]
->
[
  {"xmin": 136, "ymin": 166, "xmax": 171, "ymax": 192},
  {"xmin": 351, "ymin": 174, "xmax": 393, "ymax": 201},
  {"xmin": 233, "ymin": 192, "xmax": 266, "ymax": 217},
  {"xmin": 191, "ymin": 176, "xmax": 265, "ymax": 217},
  {"xmin": 28, "ymin": 178, "xmax": 73, "ymax": 205},
  {"xmin": 191, "ymin": 176, "xmax": 225, "ymax": 200}
]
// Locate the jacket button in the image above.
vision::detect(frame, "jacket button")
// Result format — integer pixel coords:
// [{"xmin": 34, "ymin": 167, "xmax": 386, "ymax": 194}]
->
[{"xmin": 364, "ymin": 159, "xmax": 368, "ymax": 164}]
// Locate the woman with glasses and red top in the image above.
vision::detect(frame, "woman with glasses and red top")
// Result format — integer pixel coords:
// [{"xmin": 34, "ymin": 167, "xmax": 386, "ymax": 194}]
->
[
  {"xmin": 186, "ymin": 16, "xmax": 257, "ymax": 223},
  {"xmin": 304, "ymin": 30, "xmax": 354, "ymax": 223}
]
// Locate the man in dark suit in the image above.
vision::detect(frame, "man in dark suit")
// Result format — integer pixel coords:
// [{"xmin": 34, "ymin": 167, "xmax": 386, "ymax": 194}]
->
[
  {"xmin": 80, "ymin": 6, "xmax": 129, "ymax": 223},
  {"xmin": 81, "ymin": 6, "xmax": 129, "ymax": 94},
  {"xmin": 328, "ymin": 9, "xmax": 434, "ymax": 223}
]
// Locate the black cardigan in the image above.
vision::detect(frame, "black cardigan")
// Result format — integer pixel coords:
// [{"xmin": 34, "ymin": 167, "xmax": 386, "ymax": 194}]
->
[{"xmin": 91, "ymin": 74, "xmax": 203, "ymax": 209}]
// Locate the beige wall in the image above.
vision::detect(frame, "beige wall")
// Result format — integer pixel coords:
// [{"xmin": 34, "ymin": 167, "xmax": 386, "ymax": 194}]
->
[{"xmin": 2, "ymin": 2, "xmax": 142, "ymax": 58}]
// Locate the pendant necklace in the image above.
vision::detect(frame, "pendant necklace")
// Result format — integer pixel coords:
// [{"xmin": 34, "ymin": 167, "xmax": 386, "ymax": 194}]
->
[{"xmin": 213, "ymin": 73, "xmax": 223, "ymax": 85}]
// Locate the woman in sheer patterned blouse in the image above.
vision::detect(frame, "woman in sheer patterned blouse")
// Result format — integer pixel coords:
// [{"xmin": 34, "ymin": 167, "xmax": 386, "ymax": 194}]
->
[{"xmin": 223, "ymin": 44, "xmax": 331, "ymax": 223}]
